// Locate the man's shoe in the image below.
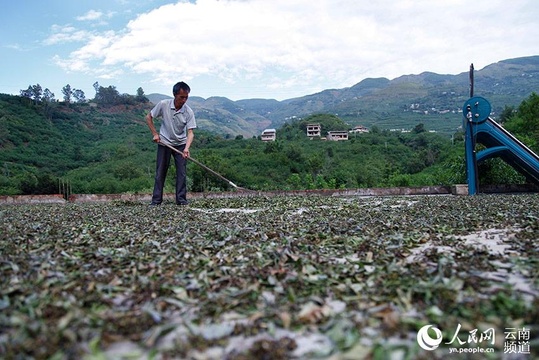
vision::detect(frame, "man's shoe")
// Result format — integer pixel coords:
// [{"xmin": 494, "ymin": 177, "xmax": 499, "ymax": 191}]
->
[
  {"xmin": 176, "ymin": 201, "xmax": 189, "ymax": 206},
  {"xmin": 149, "ymin": 202, "xmax": 161, "ymax": 206}
]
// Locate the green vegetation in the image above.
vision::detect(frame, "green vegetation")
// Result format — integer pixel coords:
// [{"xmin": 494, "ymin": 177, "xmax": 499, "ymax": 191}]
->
[
  {"xmin": 1, "ymin": 91, "xmax": 539, "ymax": 195},
  {"xmin": 194, "ymin": 116, "xmax": 463, "ymax": 192},
  {"xmin": 0, "ymin": 92, "xmax": 153, "ymax": 195}
]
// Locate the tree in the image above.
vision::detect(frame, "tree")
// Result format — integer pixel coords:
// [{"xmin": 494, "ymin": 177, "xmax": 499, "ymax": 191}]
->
[
  {"xmin": 31, "ymin": 84, "xmax": 43, "ymax": 103},
  {"xmin": 136, "ymin": 87, "xmax": 149, "ymax": 103},
  {"xmin": 72, "ymin": 89, "xmax": 86, "ymax": 103},
  {"xmin": 95, "ymin": 85, "xmax": 121, "ymax": 105},
  {"xmin": 18, "ymin": 173, "xmax": 38, "ymax": 194},
  {"xmin": 19, "ymin": 87, "xmax": 32, "ymax": 99},
  {"xmin": 42, "ymin": 89, "xmax": 55, "ymax": 102},
  {"xmin": 62, "ymin": 84, "xmax": 72, "ymax": 103},
  {"xmin": 286, "ymin": 173, "xmax": 302, "ymax": 189},
  {"xmin": 93, "ymin": 81, "xmax": 100, "ymax": 98},
  {"xmin": 504, "ymin": 92, "xmax": 539, "ymax": 152},
  {"xmin": 306, "ymin": 153, "xmax": 324, "ymax": 176},
  {"xmin": 20, "ymin": 84, "xmax": 45, "ymax": 105},
  {"xmin": 412, "ymin": 123, "xmax": 426, "ymax": 134},
  {"xmin": 499, "ymin": 105, "xmax": 516, "ymax": 123},
  {"xmin": 42, "ymin": 88, "xmax": 56, "ymax": 120},
  {"xmin": 263, "ymin": 141, "xmax": 283, "ymax": 154}
]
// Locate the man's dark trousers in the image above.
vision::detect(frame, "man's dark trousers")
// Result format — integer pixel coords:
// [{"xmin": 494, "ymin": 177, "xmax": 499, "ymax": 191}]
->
[{"xmin": 151, "ymin": 143, "xmax": 187, "ymax": 204}]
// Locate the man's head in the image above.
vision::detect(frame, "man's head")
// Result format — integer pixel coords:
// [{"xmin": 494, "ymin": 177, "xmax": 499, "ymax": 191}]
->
[
  {"xmin": 172, "ymin": 82, "xmax": 190, "ymax": 109},
  {"xmin": 173, "ymin": 81, "xmax": 191, "ymax": 96}
]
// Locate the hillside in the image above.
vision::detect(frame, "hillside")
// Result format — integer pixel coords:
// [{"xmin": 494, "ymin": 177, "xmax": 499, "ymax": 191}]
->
[
  {"xmin": 0, "ymin": 92, "xmax": 469, "ymax": 196},
  {"xmin": 1, "ymin": 56, "xmax": 538, "ymax": 196},
  {"xmin": 181, "ymin": 56, "xmax": 539, "ymax": 137},
  {"xmin": 0, "ymin": 95, "xmax": 155, "ymax": 194}
]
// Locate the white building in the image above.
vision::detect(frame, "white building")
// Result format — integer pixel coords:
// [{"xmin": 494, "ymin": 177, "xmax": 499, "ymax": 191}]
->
[
  {"xmin": 261, "ymin": 128, "xmax": 276, "ymax": 141},
  {"xmin": 349, "ymin": 125, "xmax": 369, "ymax": 134},
  {"xmin": 306, "ymin": 124, "xmax": 321, "ymax": 137},
  {"xmin": 327, "ymin": 131, "xmax": 349, "ymax": 141}
]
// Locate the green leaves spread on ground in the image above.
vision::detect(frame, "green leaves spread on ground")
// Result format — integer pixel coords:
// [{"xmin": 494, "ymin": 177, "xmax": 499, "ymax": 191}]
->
[{"xmin": 1, "ymin": 195, "xmax": 538, "ymax": 359}]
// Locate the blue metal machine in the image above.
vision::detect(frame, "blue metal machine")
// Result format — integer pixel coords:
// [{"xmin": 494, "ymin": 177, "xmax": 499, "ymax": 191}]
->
[{"xmin": 462, "ymin": 95, "xmax": 539, "ymax": 195}]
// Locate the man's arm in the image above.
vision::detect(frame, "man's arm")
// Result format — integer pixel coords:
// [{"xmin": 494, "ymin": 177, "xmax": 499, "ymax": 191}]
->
[
  {"xmin": 183, "ymin": 129, "xmax": 194, "ymax": 158},
  {"xmin": 145, "ymin": 112, "xmax": 160, "ymax": 143}
]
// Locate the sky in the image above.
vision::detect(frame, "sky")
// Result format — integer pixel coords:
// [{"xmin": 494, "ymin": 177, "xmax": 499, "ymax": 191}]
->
[{"xmin": 1, "ymin": 0, "xmax": 538, "ymax": 101}]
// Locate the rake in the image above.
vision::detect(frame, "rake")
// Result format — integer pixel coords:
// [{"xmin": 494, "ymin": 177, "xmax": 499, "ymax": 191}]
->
[{"xmin": 159, "ymin": 142, "xmax": 249, "ymax": 191}]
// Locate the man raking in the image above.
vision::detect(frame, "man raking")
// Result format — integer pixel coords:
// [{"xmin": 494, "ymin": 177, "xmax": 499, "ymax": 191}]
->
[{"xmin": 145, "ymin": 81, "xmax": 196, "ymax": 206}]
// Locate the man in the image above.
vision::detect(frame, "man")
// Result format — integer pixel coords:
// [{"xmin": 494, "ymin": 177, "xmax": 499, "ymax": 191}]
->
[{"xmin": 145, "ymin": 81, "xmax": 196, "ymax": 205}]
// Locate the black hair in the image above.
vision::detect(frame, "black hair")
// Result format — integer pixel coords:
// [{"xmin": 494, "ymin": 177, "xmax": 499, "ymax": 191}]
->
[{"xmin": 173, "ymin": 81, "xmax": 191, "ymax": 95}]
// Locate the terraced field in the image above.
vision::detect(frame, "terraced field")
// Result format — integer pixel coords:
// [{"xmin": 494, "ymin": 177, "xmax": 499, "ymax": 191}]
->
[{"xmin": 1, "ymin": 194, "xmax": 538, "ymax": 359}]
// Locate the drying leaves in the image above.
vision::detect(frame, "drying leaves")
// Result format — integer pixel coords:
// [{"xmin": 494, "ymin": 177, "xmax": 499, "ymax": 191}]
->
[{"xmin": 0, "ymin": 194, "xmax": 538, "ymax": 359}]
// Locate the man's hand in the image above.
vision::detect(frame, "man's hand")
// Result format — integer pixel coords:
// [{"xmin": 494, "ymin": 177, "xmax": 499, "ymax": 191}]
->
[{"xmin": 153, "ymin": 134, "xmax": 160, "ymax": 143}]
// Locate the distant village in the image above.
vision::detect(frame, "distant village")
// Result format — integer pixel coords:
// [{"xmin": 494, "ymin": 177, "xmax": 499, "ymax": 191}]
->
[
  {"xmin": 260, "ymin": 124, "xmax": 369, "ymax": 142},
  {"xmin": 259, "ymin": 101, "xmax": 449, "ymax": 141}
]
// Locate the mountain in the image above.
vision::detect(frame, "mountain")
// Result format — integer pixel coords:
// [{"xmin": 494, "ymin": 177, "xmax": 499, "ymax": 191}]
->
[
  {"xmin": 146, "ymin": 93, "xmax": 172, "ymax": 104},
  {"xmin": 163, "ymin": 56, "xmax": 539, "ymax": 137}
]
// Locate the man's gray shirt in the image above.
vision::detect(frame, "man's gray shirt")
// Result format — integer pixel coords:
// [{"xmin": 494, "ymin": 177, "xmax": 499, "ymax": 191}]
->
[{"xmin": 151, "ymin": 99, "xmax": 196, "ymax": 146}]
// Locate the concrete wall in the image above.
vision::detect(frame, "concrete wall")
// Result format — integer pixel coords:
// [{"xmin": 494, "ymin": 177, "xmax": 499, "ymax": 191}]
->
[
  {"xmin": 1, "ymin": 186, "xmax": 452, "ymax": 205},
  {"xmin": 1, "ymin": 184, "xmax": 537, "ymax": 205},
  {"xmin": 0, "ymin": 194, "xmax": 66, "ymax": 205}
]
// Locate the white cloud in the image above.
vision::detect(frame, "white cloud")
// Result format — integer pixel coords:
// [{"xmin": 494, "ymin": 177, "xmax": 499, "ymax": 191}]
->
[
  {"xmin": 49, "ymin": 0, "xmax": 539, "ymax": 99},
  {"xmin": 44, "ymin": 25, "xmax": 92, "ymax": 45},
  {"xmin": 76, "ymin": 10, "xmax": 104, "ymax": 21}
]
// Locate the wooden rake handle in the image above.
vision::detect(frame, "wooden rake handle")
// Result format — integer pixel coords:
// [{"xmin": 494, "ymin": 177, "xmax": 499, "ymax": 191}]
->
[{"xmin": 159, "ymin": 142, "xmax": 245, "ymax": 190}]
